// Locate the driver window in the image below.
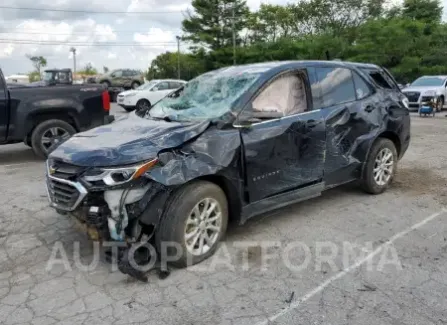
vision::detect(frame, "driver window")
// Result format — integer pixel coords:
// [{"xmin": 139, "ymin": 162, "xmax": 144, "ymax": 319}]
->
[
  {"xmin": 112, "ymin": 70, "xmax": 122, "ymax": 78},
  {"xmin": 252, "ymin": 73, "xmax": 307, "ymax": 117}
]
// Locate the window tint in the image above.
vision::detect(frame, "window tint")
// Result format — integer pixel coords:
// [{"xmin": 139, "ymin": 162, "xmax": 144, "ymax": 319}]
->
[
  {"xmin": 307, "ymin": 67, "xmax": 322, "ymax": 109},
  {"xmin": 252, "ymin": 73, "xmax": 307, "ymax": 117},
  {"xmin": 122, "ymin": 70, "xmax": 132, "ymax": 77},
  {"xmin": 352, "ymin": 72, "xmax": 371, "ymax": 99},
  {"xmin": 169, "ymin": 82, "xmax": 183, "ymax": 89},
  {"xmin": 156, "ymin": 82, "xmax": 169, "ymax": 90},
  {"xmin": 316, "ymin": 67, "xmax": 356, "ymax": 107},
  {"xmin": 112, "ymin": 70, "xmax": 122, "ymax": 78}
]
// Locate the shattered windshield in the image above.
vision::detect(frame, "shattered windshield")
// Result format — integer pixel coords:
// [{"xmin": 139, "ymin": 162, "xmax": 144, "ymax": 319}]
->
[{"xmin": 148, "ymin": 70, "xmax": 262, "ymax": 121}]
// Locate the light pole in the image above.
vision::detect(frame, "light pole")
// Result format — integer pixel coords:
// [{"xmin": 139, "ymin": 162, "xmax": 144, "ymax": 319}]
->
[
  {"xmin": 176, "ymin": 36, "xmax": 181, "ymax": 79},
  {"xmin": 70, "ymin": 47, "xmax": 76, "ymax": 80}
]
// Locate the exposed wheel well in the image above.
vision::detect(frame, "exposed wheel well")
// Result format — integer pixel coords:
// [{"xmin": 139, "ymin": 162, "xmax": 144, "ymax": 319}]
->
[
  {"xmin": 196, "ymin": 175, "xmax": 242, "ymax": 225},
  {"xmin": 377, "ymin": 131, "xmax": 401, "ymax": 157}
]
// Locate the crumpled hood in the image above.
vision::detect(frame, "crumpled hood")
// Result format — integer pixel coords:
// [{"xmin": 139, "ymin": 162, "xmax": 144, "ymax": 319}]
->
[{"xmin": 49, "ymin": 113, "xmax": 210, "ymax": 167}]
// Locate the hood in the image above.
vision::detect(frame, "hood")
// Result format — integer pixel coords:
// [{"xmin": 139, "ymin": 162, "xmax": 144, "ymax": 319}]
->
[
  {"xmin": 402, "ymin": 86, "xmax": 442, "ymax": 94},
  {"xmin": 49, "ymin": 113, "xmax": 210, "ymax": 167},
  {"xmin": 119, "ymin": 90, "xmax": 137, "ymax": 96}
]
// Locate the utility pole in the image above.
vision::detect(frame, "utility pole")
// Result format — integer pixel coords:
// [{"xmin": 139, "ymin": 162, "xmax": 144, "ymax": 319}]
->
[
  {"xmin": 176, "ymin": 36, "xmax": 181, "ymax": 79},
  {"xmin": 70, "ymin": 47, "xmax": 76, "ymax": 79},
  {"xmin": 232, "ymin": 5, "xmax": 236, "ymax": 65}
]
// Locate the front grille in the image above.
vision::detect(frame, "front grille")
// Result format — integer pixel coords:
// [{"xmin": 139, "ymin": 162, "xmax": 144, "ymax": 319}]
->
[
  {"xmin": 47, "ymin": 179, "xmax": 85, "ymax": 211},
  {"xmin": 403, "ymin": 92, "xmax": 420, "ymax": 103},
  {"xmin": 48, "ymin": 159, "xmax": 87, "ymax": 180}
]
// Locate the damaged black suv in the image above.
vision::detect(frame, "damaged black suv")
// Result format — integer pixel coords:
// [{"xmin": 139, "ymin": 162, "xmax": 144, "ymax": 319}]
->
[{"xmin": 46, "ymin": 60, "xmax": 410, "ymax": 274}]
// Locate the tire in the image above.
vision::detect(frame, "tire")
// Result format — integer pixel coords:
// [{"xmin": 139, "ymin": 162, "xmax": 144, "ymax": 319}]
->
[
  {"xmin": 131, "ymin": 81, "xmax": 140, "ymax": 89},
  {"xmin": 361, "ymin": 138, "xmax": 398, "ymax": 195},
  {"xmin": 155, "ymin": 181, "xmax": 229, "ymax": 268},
  {"xmin": 136, "ymin": 99, "xmax": 151, "ymax": 111},
  {"xmin": 436, "ymin": 97, "xmax": 444, "ymax": 112},
  {"xmin": 101, "ymin": 81, "xmax": 111, "ymax": 89},
  {"xmin": 30, "ymin": 119, "xmax": 76, "ymax": 159},
  {"xmin": 123, "ymin": 106, "xmax": 136, "ymax": 112}
]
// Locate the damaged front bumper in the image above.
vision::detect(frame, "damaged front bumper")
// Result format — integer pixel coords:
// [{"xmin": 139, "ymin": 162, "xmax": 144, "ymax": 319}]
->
[{"xmin": 45, "ymin": 159, "xmax": 171, "ymax": 281}]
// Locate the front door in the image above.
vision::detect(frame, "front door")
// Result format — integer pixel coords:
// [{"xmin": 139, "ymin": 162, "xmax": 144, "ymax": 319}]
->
[
  {"xmin": 0, "ymin": 71, "xmax": 8, "ymax": 142},
  {"xmin": 239, "ymin": 70, "xmax": 326, "ymax": 202}
]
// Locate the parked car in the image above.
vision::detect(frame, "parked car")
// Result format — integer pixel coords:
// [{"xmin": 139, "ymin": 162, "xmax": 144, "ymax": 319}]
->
[
  {"xmin": 117, "ymin": 79, "xmax": 187, "ymax": 112},
  {"xmin": 45, "ymin": 60, "xmax": 410, "ymax": 281},
  {"xmin": 97, "ymin": 69, "xmax": 144, "ymax": 89},
  {"xmin": 401, "ymin": 75, "xmax": 447, "ymax": 112},
  {"xmin": 0, "ymin": 68, "xmax": 114, "ymax": 158}
]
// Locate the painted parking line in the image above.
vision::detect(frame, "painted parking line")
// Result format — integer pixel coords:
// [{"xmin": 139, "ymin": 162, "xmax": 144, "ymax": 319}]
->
[{"xmin": 256, "ymin": 209, "xmax": 447, "ymax": 325}]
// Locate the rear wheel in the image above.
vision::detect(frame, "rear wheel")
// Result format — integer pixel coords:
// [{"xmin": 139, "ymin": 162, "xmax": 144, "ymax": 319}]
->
[
  {"xmin": 131, "ymin": 81, "xmax": 140, "ymax": 89},
  {"xmin": 361, "ymin": 138, "xmax": 397, "ymax": 194},
  {"xmin": 155, "ymin": 181, "xmax": 228, "ymax": 268},
  {"xmin": 30, "ymin": 119, "xmax": 76, "ymax": 158},
  {"xmin": 136, "ymin": 99, "xmax": 151, "ymax": 111}
]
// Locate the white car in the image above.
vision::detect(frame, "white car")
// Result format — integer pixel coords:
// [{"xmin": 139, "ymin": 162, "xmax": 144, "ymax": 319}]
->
[
  {"xmin": 117, "ymin": 79, "xmax": 187, "ymax": 112},
  {"xmin": 402, "ymin": 75, "xmax": 447, "ymax": 112}
]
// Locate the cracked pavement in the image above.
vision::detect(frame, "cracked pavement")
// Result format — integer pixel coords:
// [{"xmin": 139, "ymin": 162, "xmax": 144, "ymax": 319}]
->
[{"xmin": 0, "ymin": 106, "xmax": 446, "ymax": 325}]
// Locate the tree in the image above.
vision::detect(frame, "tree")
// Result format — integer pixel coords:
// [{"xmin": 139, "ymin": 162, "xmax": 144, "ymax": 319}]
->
[
  {"xmin": 81, "ymin": 63, "xmax": 97, "ymax": 75},
  {"xmin": 182, "ymin": 0, "xmax": 250, "ymax": 50},
  {"xmin": 103, "ymin": 66, "xmax": 109, "ymax": 73},
  {"xmin": 402, "ymin": 0, "xmax": 443, "ymax": 23},
  {"xmin": 27, "ymin": 55, "xmax": 47, "ymax": 80},
  {"xmin": 28, "ymin": 71, "xmax": 41, "ymax": 82},
  {"xmin": 146, "ymin": 51, "xmax": 206, "ymax": 81}
]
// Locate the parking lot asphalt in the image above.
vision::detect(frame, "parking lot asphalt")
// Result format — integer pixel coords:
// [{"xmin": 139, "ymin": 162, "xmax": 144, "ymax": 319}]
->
[{"xmin": 0, "ymin": 104, "xmax": 446, "ymax": 325}]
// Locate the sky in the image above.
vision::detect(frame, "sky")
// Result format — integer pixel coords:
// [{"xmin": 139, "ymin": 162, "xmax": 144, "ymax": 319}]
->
[
  {"xmin": 0, "ymin": 0, "xmax": 443, "ymax": 76},
  {"xmin": 0, "ymin": 0, "xmax": 291, "ymax": 76}
]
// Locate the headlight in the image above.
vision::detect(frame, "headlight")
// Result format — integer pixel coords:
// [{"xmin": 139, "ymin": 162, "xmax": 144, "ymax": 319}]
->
[
  {"xmin": 83, "ymin": 159, "xmax": 158, "ymax": 186},
  {"xmin": 402, "ymin": 97, "xmax": 409, "ymax": 109},
  {"xmin": 423, "ymin": 90, "xmax": 436, "ymax": 97}
]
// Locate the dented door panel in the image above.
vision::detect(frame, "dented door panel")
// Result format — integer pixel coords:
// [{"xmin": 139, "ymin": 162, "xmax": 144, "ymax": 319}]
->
[{"xmin": 241, "ymin": 109, "xmax": 326, "ymax": 203}]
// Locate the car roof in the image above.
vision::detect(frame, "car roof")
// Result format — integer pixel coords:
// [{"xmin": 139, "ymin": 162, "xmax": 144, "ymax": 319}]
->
[
  {"xmin": 151, "ymin": 79, "xmax": 186, "ymax": 83},
  {"xmin": 205, "ymin": 60, "xmax": 383, "ymax": 78},
  {"xmin": 416, "ymin": 75, "xmax": 447, "ymax": 78}
]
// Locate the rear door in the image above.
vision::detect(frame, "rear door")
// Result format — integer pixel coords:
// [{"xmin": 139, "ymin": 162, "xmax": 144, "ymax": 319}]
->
[
  {"xmin": 239, "ymin": 69, "xmax": 326, "ymax": 202},
  {"xmin": 0, "ymin": 70, "xmax": 8, "ymax": 141},
  {"xmin": 314, "ymin": 66, "xmax": 378, "ymax": 186}
]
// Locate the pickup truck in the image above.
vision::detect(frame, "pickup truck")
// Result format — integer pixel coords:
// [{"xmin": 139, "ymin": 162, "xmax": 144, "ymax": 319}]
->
[{"xmin": 0, "ymin": 68, "xmax": 115, "ymax": 158}]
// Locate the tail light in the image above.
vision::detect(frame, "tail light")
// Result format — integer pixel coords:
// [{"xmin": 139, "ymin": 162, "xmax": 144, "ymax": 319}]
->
[{"xmin": 102, "ymin": 90, "xmax": 110, "ymax": 112}]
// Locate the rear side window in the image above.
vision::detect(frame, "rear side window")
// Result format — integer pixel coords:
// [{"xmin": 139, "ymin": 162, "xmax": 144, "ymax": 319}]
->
[
  {"xmin": 352, "ymin": 72, "xmax": 372, "ymax": 99},
  {"xmin": 169, "ymin": 82, "xmax": 183, "ymax": 89},
  {"xmin": 316, "ymin": 67, "xmax": 356, "ymax": 107}
]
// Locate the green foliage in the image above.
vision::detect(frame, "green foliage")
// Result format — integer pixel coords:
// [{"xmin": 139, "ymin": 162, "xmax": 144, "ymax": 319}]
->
[
  {"xmin": 28, "ymin": 71, "xmax": 41, "ymax": 82},
  {"xmin": 147, "ymin": 0, "xmax": 447, "ymax": 83},
  {"xmin": 78, "ymin": 63, "xmax": 98, "ymax": 75},
  {"xmin": 26, "ymin": 55, "xmax": 47, "ymax": 80}
]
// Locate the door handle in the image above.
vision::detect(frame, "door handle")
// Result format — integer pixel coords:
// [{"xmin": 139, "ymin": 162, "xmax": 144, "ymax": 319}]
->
[
  {"xmin": 365, "ymin": 105, "xmax": 375, "ymax": 112},
  {"xmin": 306, "ymin": 120, "xmax": 319, "ymax": 128}
]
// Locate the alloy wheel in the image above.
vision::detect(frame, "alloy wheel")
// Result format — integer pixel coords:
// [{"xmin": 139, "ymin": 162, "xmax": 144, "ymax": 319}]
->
[
  {"xmin": 41, "ymin": 127, "xmax": 70, "ymax": 153},
  {"xmin": 373, "ymin": 148, "xmax": 394, "ymax": 186},
  {"xmin": 184, "ymin": 198, "xmax": 223, "ymax": 256}
]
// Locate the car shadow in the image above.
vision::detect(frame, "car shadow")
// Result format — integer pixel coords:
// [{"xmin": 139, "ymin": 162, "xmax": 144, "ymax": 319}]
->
[{"xmin": 0, "ymin": 144, "xmax": 42, "ymax": 165}]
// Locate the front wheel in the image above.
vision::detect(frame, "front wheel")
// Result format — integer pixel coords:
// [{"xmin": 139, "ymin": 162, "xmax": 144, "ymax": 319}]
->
[
  {"xmin": 156, "ymin": 181, "xmax": 229, "ymax": 268},
  {"xmin": 361, "ymin": 138, "xmax": 397, "ymax": 194},
  {"xmin": 136, "ymin": 99, "xmax": 151, "ymax": 111},
  {"xmin": 30, "ymin": 119, "xmax": 76, "ymax": 158}
]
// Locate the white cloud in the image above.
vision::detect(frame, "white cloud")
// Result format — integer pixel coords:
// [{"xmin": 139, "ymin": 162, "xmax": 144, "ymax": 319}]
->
[{"xmin": 1, "ymin": 0, "xmax": 446, "ymax": 76}]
